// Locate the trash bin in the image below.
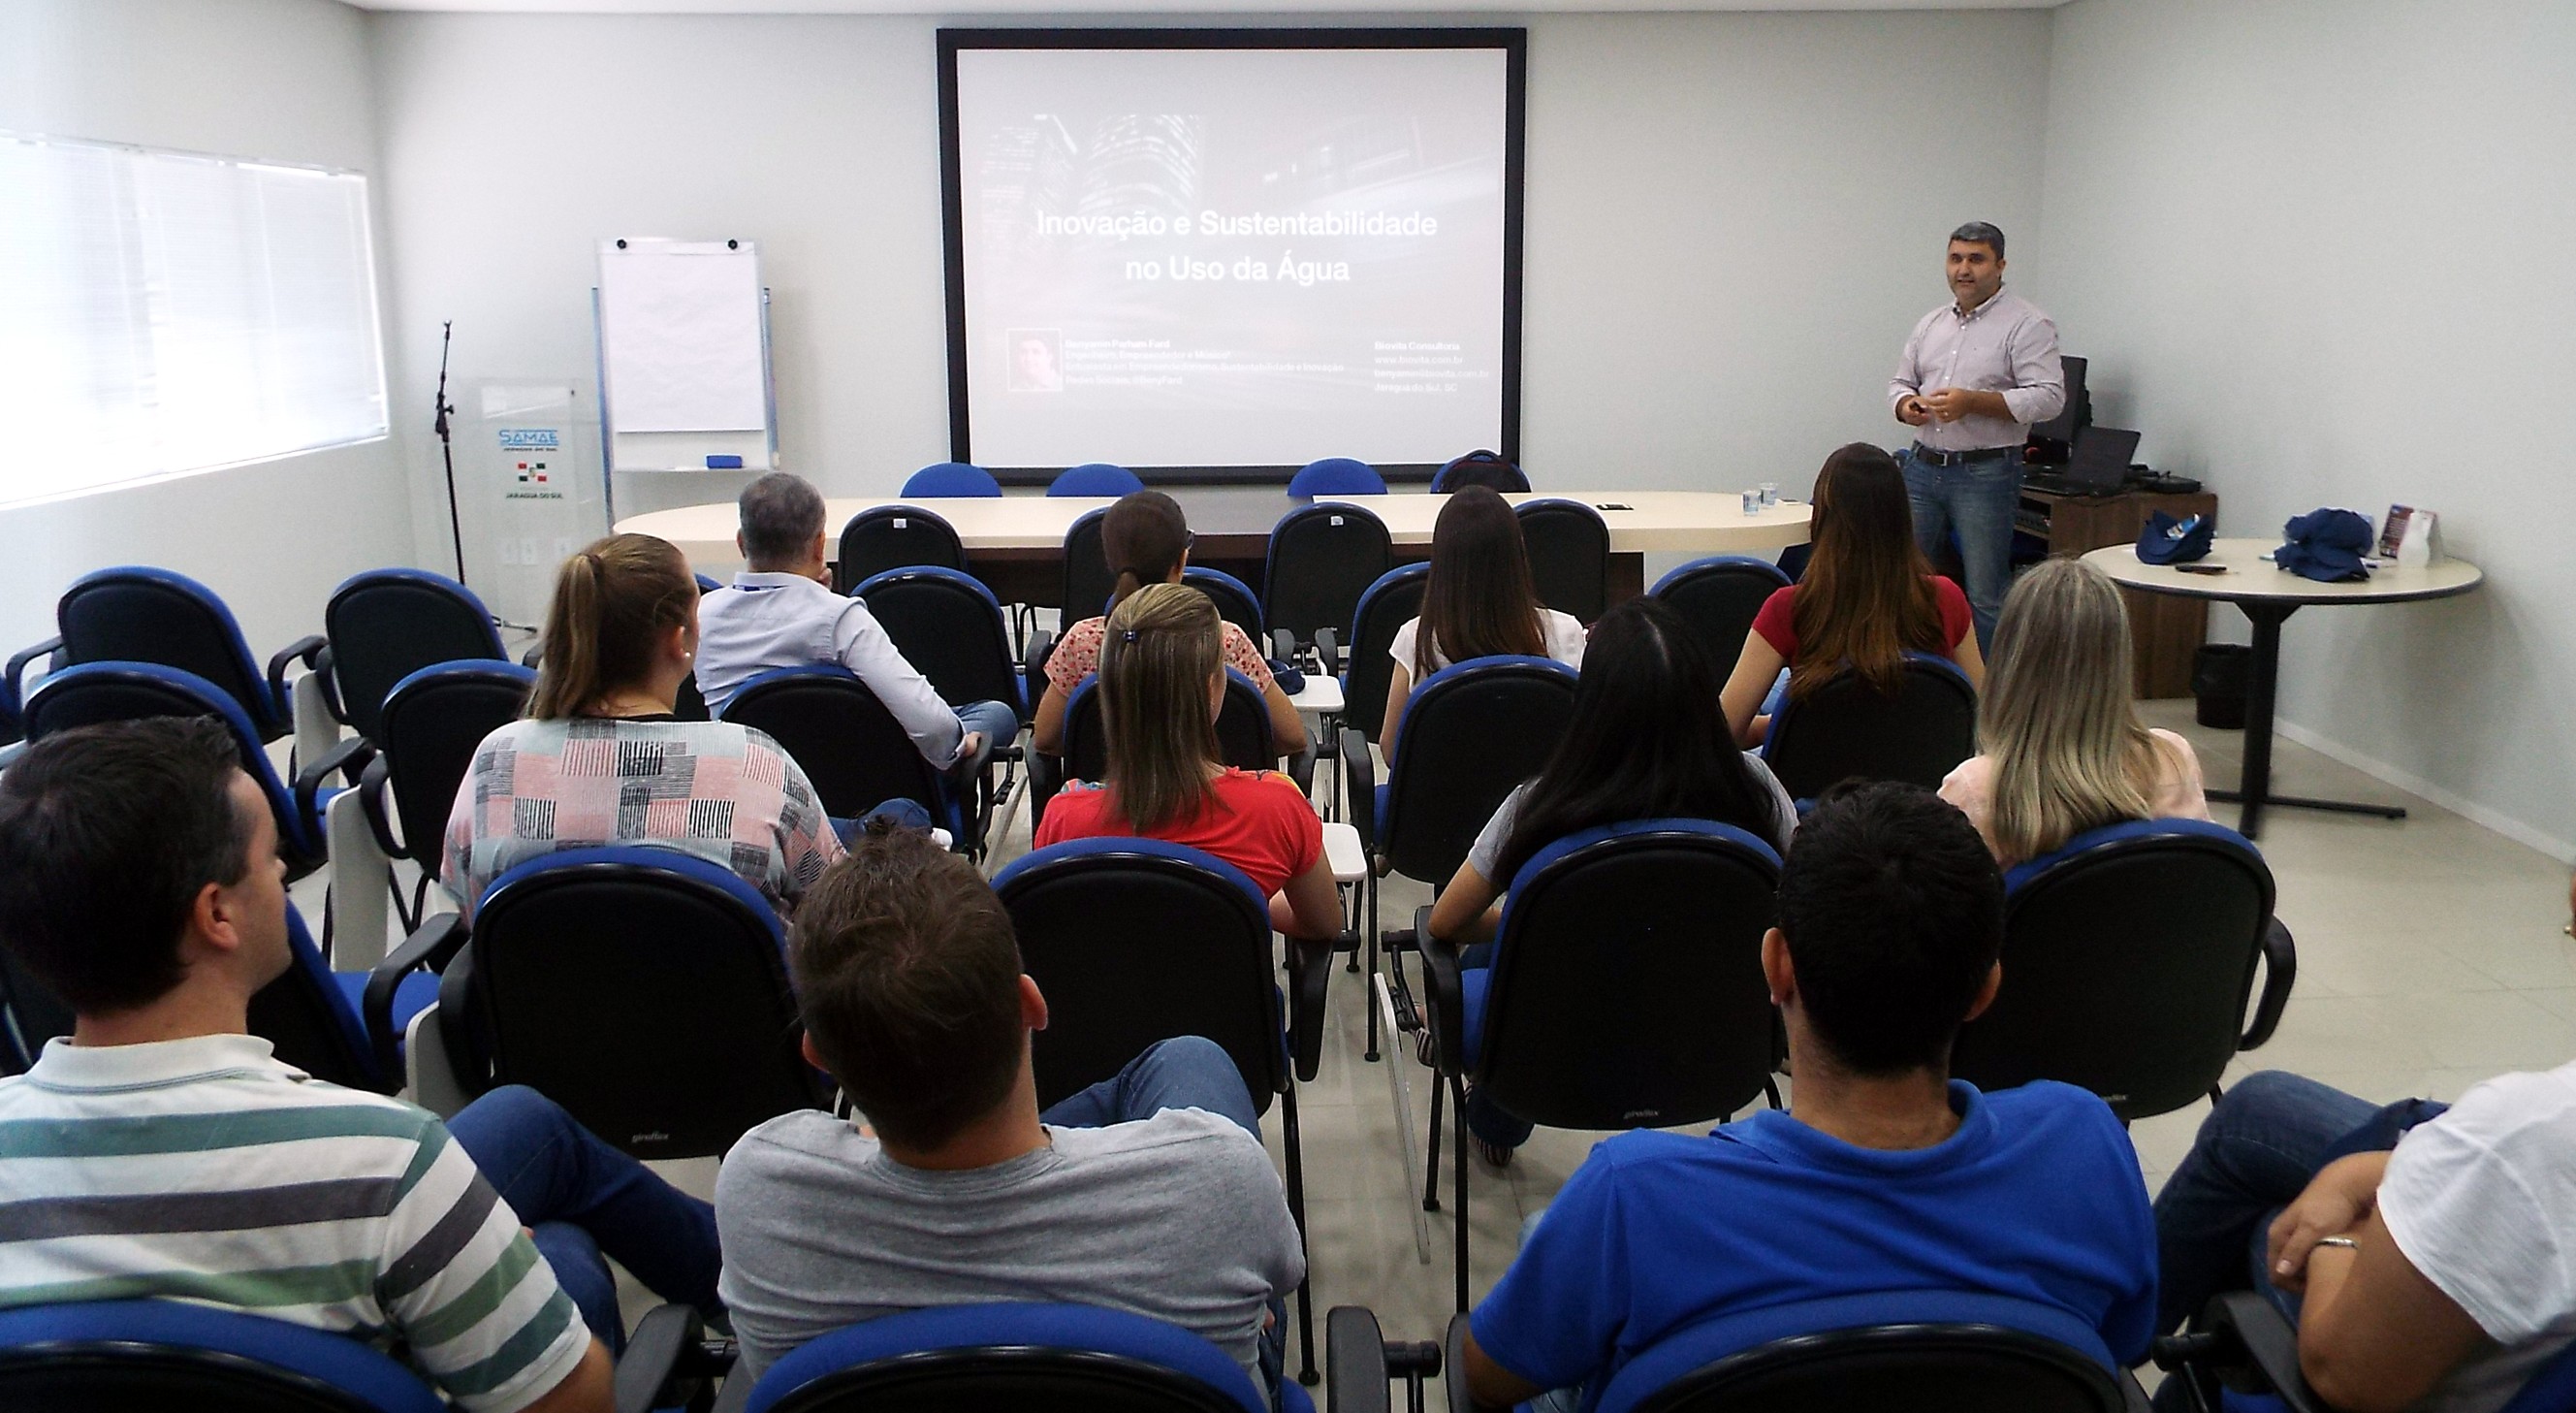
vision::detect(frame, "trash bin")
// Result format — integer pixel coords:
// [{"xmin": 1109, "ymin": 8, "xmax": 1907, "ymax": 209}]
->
[{"xmin": 2193, "ymin": 644, "xmax": 2250, "ymax": 729}]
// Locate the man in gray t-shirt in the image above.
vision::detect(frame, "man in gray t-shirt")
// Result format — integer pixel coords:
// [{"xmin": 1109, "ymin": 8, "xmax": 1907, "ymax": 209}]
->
[{"xmin": 714, "ymin": 827, "xmax": 1304, "ymax": 1399}]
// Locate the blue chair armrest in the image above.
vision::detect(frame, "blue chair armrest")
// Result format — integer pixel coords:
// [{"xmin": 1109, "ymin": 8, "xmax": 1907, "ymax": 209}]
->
[
  {"xmin": 3, "ymin": 634, "xmax": 62, "ymax": 723},
  {"xmin": 267, "ymin": 633, "xmax": 328, "ymax": 721},
  {"xmin": 2244, "ymin": 918, "xmax": 2298, "ymax": 1051},
  {"xmin": 1339, "ymin": 725, "xmax": 1376, "ymax": 854},
  {"xmin": 364, "ymin": 913, "xmax": 470, "ymax": 1083}
]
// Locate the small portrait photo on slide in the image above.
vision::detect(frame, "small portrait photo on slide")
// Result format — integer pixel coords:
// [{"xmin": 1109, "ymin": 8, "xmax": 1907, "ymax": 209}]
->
[{"xmin": 1007, "ymin": 329, "xmax": 1064, "ymax": 392}]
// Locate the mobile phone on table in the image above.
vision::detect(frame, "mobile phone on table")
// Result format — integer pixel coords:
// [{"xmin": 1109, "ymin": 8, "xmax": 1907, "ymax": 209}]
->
[{"xmin": 2175, "ymin": 563, "xmax": 2228, "ymax": 576}]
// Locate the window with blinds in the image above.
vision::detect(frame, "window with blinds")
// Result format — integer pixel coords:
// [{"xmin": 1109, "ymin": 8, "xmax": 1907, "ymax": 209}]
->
[{"xmin": 0, "ymin": 133, "xmax": 388, "ymax": 508}]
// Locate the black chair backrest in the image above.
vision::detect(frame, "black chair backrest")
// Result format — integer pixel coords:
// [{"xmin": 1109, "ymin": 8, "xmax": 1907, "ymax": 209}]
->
[
  {"xmin": 1515, "ymin": 498, "xmax": 1609, "ymax": 624},
  {"xmin": 455, "ymin": 851, "xmax": 823, "ymax": 1159},
  {"xmin": 0, "ymin": 1300, "xmax": 440, "ymax": 1413},
  {"xmin": 674, "ymin": 671, "xmax": 712, "ymax": 722},
  {"xmin": 379, "ymin": 663, "xmax": 532, "ymax": 873},
  {"xmin": 324, "ymin": 571, "xmax": 504, "ymax": 742},
  {"xmin": 1342, "ymin": 563, "xmax": 1429, "ymax": 746},
  {"xmin": 1621, "ymin": 1323, "xmax": 2129, "ymax": 1413},
  {"xmin": 836, "ymin": 505, "xmax": 965, "ymax": 593},
  {"xmin": 1479, "ymin": 821, "xmax": 1781, "ymax": 1129},
  {"xmin": 1382, "ymin": 658, "xmax": 1579, "ymax": 883},
  {"xmin": 1062, "ymin": 509, "xmax": 1115, "ymax": 622},
  {"xmin": 1432, "ymin": 451, "xmax": 1529, "ymax": 494},
  {"xmin": 857, "ymin": 567, "xmax": 1027, "ymax": 721},
  {"xmin": 57, "ymin": 568, "xmax": 278, "ymax": 734},
  {"xmin": 993, "ymin": 842, "xmax": 1284, "ymax": 1113},
  {"xmin": 1262, "ymin": 503, "xmax": 1391, "ymax": 648},
  {"xmin": 1952, "ymin": 822, "xmax": 2276, "ymax": 1122},
  {"xmin": 1651, "ymin": 557, "xmax": 1791, "ymax": 671},
  {"xmin": 1062, "ymin": 670, "xmax": 1274, "ymax": 785},
  {"xmin": 764, "ymin": 1350, "xmax": 1251, "ymax": 1413},
  {"xmin": 1181, "ymin": 568, "xmax": 1264, "ymax": 645},
  {"xmin": 720, "ymin": 667, "xmax": 946, "ymax": 823},
  {"xmin": 1762, "ymin": 656, "xmax": 1977, "ymax": 802}
]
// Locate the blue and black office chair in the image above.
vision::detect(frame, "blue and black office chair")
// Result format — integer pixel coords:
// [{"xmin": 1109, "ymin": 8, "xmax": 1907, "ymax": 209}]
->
[
  {"xmin": 1952, "ymin": 819, "xmax": 2296, "ymax": 1123},
  {"xmin": 1262, "ymin": 503, "xmax": 1391, "ymax": 659},
  {"xmin": 2156, "ymin": 1289, "xmax": 2576, "ymax": 1413},
  {"xmin": 1411, "ymin": 819, "xmax": 1785, "ymax": 1311},
  {"xmin": 1761, "ymin": 653, "xmax": 1978, "ymax": 806},
  {"xmin": 718, "ymin": 664, "xmax": 972, "ymax": 851},
  {"xmin": 1183, "ymin": 566, "xmax": 1266, "ymax": 646},
  {"xmin": 5, "ymin": 566, "xmax": 326, "ymax": 752},
  {"xmin": 1336, "ymin": 563, "xmax": 1430, "ymax": 755},
  {"xmin": 1288, "ymin": 456, "xmax": 1387, "ymax": 498},
  {"xmin": 316, "ymin": 569, "xmax": 507, "ymax": 746},
  {"xmin": 834, "ymin": 504, "xmax": 965, "ymax": 593},
  {"xmin": 1049, "ymin": 462, "xmax": 1145, "ymax": 498},
  {"xmin": 1342, "ymin": 655, "xmax": 1578, "ymax": 1062},
  {"xmin": 721, "ymin": 1302, "xmax": 1314, "ymax": 1413},
  {"xmin": 350, "ymin": 661, "xmax": 534, "ymax": 933},
  {"xmin": 1651, "ymin": 556, "xmax": 1791, "ymax": 670},
  {"xmin": 854, "ymin": 565, "xmax": 1032, "ymax": 723},
  {"xmin": 902, "ymin": 460, "xmax": 1002, "ymax": 498},
  {"xmin": 1035, "ymin": 668, "xmax": 1287, "ymax": 831},
  {"xmin": 1514, "ymin": 498, "xmax": 1610, "ymax": 624},
  {"xmin": 992, "ymin": 839, "xmax": 1338, "ymax": 1386},
  {"xmin": 375, "ymin": 848, "xmax": 829, "ymax": 1160},
  {"xmin": 1061, "ymin": 506, "xmax": 1118, "ymax": 636},
  {"xmin": 1430, "ymin": 450, "xmax": 1529, "ymax": 494}
]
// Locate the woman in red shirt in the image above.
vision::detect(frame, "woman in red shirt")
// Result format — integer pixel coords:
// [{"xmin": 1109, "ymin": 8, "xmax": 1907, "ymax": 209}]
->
[
  {"xmin": 1719, "ymin": 442, "xmax": 1986, "ymax": 746},
  {"xmin": 1034, "ymin": 582, "xmax": 1344, "ymax": 941}
]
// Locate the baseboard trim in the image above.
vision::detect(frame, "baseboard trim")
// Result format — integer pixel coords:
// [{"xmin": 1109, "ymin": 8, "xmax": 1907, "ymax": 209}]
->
[{"xmin": 2273, "ymin": 718, "xmax": 2576, "ymax": 866}]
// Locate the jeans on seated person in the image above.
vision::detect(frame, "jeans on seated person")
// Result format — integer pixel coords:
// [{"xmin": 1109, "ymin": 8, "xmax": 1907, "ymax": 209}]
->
[
  {"xmin": 1036, "ymin": 1037, "xmax": 1285, "ymax": 1397},
  {"xmin": 445, "ymin": 1084, "xmax": 723, "ymax": 1355},
  {"xmin": 953, "ymin": 698, "xmax": 1021, "ymax": 779},
  {"xmin": 2151, "ymin": 1071, "xmax": 2450, "ymax": 1341}
]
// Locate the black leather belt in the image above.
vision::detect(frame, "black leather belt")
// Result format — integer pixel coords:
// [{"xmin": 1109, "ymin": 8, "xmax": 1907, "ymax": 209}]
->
[{"xmin": 1911, "ymin": 443, "xmax": 2019, "ymax": 467}]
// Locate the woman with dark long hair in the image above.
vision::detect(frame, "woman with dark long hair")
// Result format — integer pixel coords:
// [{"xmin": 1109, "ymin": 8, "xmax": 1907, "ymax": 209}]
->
[
  {"xmin": 1719, "ymin": 443, "xmax": 1985, "ymax": 746},
  {"xmin": 1034, "ymin": 583, "xmax": 1344, "ymax": 942},
  {"xmin": 1426, "ymin": 595, "xmax": 1796, "ymax": 1164},
  {"xmin": 1382, "ymin": 486, "xmax": 1586, "ymax": 753}
]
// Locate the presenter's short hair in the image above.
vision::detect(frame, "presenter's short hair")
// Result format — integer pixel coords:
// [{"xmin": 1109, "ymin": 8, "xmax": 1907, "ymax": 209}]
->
[
  {"xmin": 739, "ymin": 471, "xmax": 826, "ymax": 565},
  {"xmin": 1950, "ymin": 221, "xmax": 2006, "ymax": 259}
]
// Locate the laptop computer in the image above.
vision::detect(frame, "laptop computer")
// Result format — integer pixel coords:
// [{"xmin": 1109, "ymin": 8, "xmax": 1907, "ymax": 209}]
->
[{"xmin": 2025, "ymin": 425, "xmax": 2140, "ymax": 496}]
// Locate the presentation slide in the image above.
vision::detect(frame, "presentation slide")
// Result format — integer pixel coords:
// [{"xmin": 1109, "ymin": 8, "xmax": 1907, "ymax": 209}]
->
[{"xmin": 945, "ymin": 34, "xmax": 1520, "ymax": 477}]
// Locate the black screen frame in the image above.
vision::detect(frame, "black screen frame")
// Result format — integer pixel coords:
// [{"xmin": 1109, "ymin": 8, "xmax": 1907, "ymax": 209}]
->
[{"xmin": 938, "ymin": 25, "xmax": 1528, "ymax": 488}]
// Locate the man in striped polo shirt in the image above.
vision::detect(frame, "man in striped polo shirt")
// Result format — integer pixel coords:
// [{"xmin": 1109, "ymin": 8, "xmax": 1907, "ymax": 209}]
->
[{"xmin": 0, "ymin": 719, "xmax": 721, "ymax": 1412}]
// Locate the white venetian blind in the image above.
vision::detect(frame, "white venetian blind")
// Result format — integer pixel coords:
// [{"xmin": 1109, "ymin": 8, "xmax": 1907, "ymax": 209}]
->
[{"xmin": 0, "ymin": 133, "xmax": 388, "ymax": 507}]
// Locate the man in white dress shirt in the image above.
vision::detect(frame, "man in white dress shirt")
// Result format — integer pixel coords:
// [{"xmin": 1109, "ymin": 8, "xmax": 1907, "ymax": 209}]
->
[
  {"xmin": 694, "ymin": 472, "xmax": 1017, "ymax": 785},
  {"xmin": 1889, "ymin": 221, "xmax": 2065, "ymax": 649}
]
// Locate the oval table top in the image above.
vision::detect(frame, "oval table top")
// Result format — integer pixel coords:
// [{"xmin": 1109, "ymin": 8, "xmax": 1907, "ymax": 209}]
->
[{"xmin": 2083, "ymin": 538, "xmax": 2484, "ymax": 607}]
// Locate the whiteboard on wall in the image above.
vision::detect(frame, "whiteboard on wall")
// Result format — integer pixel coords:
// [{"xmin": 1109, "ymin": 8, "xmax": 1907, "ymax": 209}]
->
[{"xmin": 595, "ymin": 239, "xmax": 776, "ymax": 472}]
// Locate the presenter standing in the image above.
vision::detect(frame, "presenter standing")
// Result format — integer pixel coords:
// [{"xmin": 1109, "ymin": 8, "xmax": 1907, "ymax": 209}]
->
[{"xmin": 1890, "ymin": 221, "xmax": 2064, "ymax": 649}]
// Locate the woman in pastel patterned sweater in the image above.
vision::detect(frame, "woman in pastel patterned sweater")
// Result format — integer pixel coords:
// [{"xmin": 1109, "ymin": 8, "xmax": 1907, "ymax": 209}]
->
[{"xmin": 444, "ymin": 532, "xmax": 842, "ymax": 917}]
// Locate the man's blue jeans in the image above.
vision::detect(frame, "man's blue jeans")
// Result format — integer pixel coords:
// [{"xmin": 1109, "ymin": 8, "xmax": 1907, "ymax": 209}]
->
[
  {"xmin": 954, "ymin": 699, "xmax": 1022, "ymax": 781},
  {"xmin": 1898, "ymin": 445, "xmax": 2021, "ymax": 651},
  {"xmin": 446, "ymin": 1085, "xmax": 722, "ymax": 1355},
  {"xmin": 2151, "ymin": 1071, "xmax": 2449, "ymax": 1337},
  {"xmin": 1039, "ymin": 1037, "xmax": 1286, "ymax": 1399}
]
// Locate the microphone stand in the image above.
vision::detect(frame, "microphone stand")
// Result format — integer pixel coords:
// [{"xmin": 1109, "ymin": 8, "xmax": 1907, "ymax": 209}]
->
[{"xmin": 433, "ymin": 321, "xmax": 469, "ymax": 586}]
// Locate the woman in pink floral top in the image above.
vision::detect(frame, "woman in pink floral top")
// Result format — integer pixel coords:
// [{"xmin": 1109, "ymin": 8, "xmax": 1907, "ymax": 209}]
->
[{"xmin": 443, "ymin": 533, "xmax": 841, "ymax": 917}]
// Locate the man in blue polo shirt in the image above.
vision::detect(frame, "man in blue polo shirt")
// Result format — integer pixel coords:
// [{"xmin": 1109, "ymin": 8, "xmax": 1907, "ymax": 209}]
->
[{"xmin": 1460, "ymin": 783, "xmax": 2156, "ymax": 1412}]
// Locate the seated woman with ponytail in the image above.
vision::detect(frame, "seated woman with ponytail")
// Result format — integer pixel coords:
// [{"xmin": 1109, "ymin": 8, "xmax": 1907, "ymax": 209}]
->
[
  {"xmin": 1034, "ymin": 583, "xmax": 1345, "ymax": 943},
  {"xmin": 1032, "ymin": 490, "xmax": 1304, "ymax": 759},
  {"xmin": 1719, "ymin": 442, "xmax": 1985, "ymax": 748},
  {"xmin": 1939, "ymin": 556, "xmax": 2209, "ymax": 866},
  {"xmin": 1383, "ymin": 486, "xmax": 1586, "ymax": 755},
  {"xmin": 444, "ymin": 532, "xmax": 843, "ymax": 917}
]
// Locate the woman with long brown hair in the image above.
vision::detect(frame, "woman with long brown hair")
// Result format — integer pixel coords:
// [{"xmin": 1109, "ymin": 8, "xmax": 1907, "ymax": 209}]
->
[
  {"xmin": 1034, "ymin": 583, "xmax": 1343, "ymax": 941},
  {"xmin": 1719, "ymin": 443, "xmax": 1985, "ymax": 746},
  {"xmin": 1381, "ymin": 486, "xmax": 1586, "ymax": 752},
  {"xmin": 443, "ymin": 532, "xmax": 842, "ymax": 916}
]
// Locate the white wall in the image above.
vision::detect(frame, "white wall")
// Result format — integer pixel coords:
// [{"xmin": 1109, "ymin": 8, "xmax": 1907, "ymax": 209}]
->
[
  {"xmin": 0, "ymin": 0, "xmax": 418, "ymax": 667},
  {"xmin": 366, "ymin": 7, "xmax": 2049, "ymax": 559},
  {"xmin": 2034, "ymin": 0, "xmax": 2576, "ymax": 859}
]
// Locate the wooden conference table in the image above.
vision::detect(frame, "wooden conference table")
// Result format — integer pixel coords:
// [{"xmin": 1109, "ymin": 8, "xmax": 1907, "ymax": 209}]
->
[
  {"xmin": 2084, "ymin": 539, "xmax": 2484, "ymax": 840},
  {"xmin": 618, "ymin": 486, "xmax": 1814, "ymax": 608}
]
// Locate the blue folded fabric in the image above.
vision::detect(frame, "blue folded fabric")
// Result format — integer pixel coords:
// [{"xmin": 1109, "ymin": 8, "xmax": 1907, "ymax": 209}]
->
[
  {"xmin": 1266, "ymin": 658, "xmax": 1305, "ymax": 695},
  {"xmin": 2137, "ymin": 511, "xmax": 2212, "ymax": 564},
  {"xmin": 2274, "ymin": 508, "xmax": 2374, "ymax": 582}
]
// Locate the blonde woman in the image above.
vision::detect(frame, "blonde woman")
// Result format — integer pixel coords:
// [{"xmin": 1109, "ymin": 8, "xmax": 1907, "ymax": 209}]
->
[
  {"xmin": 1938, "ymin": 557, "xmax": 2209, "ymax": 865},
  {"xmin": 444, "ymin": 533, "xmax": 843, "ymax": 916},
  {"xmin": 1034, "ymin": 582, "xmax": 1343, "ymax": 941}
]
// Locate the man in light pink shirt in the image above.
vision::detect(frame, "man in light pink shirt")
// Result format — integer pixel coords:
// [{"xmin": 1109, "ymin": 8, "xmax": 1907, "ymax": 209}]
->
[{"xmin": 1890, "ymin": 221, "xmax": 2065, "ymax": 650}]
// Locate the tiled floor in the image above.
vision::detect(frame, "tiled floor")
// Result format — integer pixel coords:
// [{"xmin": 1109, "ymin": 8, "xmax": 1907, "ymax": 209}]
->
[{"xmin": 309, "ymin": 696, "xmax": 2576, "ymax": 1398}]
